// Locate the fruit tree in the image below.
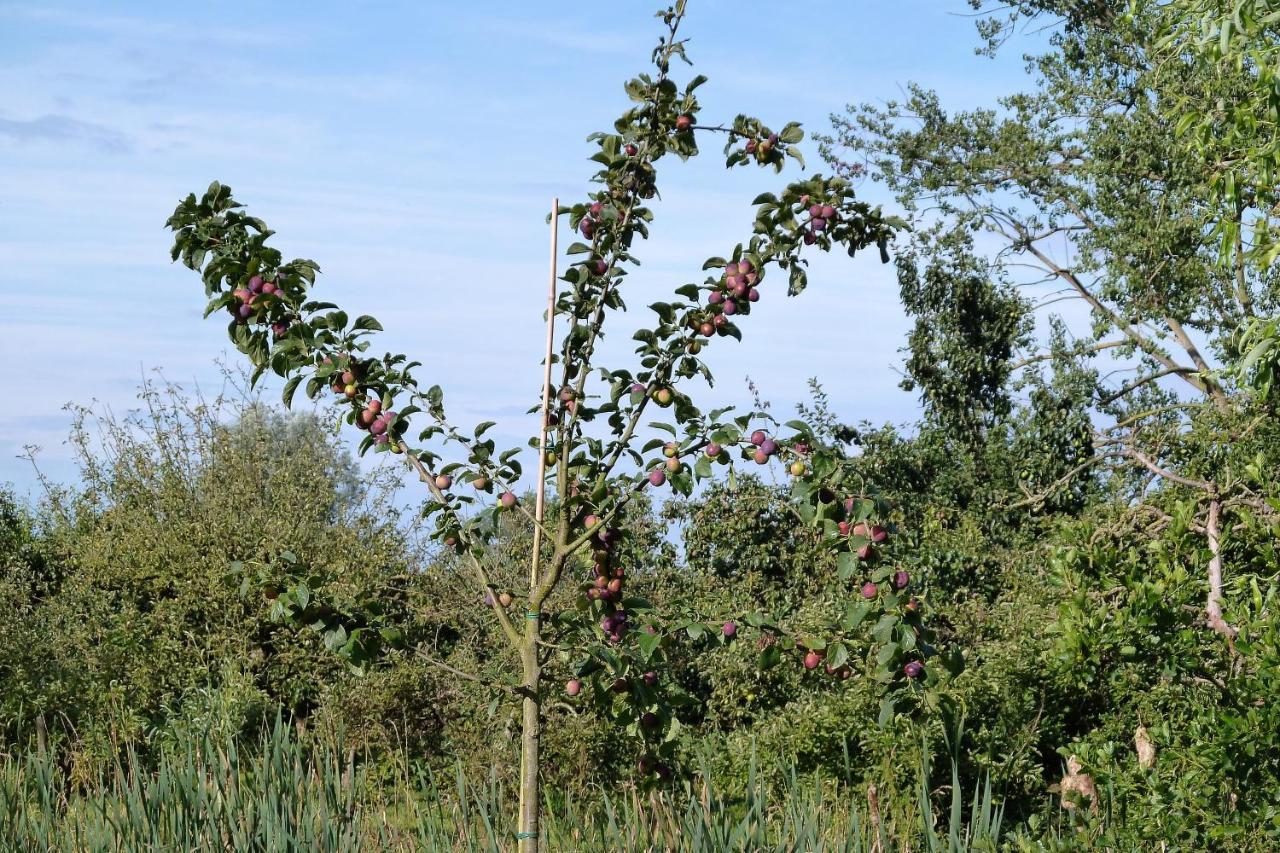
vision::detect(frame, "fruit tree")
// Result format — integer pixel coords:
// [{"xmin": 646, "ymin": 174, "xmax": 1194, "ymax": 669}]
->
[{"xmin": 165, "ymin": 4, "xmax": 947, "ymax": 849}]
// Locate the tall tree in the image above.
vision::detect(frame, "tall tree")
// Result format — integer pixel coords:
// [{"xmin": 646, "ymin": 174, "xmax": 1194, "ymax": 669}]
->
[{"xmin": 819, "ymin": 1, "xmax": 1280, "ymax": 639}]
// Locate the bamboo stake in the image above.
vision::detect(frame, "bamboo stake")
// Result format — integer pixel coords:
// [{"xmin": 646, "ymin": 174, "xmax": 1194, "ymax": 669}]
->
[{"xmin": 531, "ymin": 198, "xmax": 559, "ymax": 591}]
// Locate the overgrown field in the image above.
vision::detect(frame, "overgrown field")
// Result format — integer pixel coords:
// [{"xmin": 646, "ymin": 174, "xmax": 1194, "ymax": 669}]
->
[{"xmin": 0, "ymin": 722, "xmax": 1023, "ymax": 852}]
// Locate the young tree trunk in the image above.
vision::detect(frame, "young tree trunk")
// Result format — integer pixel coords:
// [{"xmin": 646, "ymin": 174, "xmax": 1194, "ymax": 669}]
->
[{"xmin": 517, "ymin": 625, "xmax": 542, "ymax": 852}]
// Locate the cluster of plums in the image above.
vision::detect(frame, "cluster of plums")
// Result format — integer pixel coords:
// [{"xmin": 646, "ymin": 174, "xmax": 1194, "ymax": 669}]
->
[
  {"xmin": 796, "ymin": 643, "xmax": 924, "ymax": 682},
  {"xmin": 558, "ymin": 385, "xmax": 579, "ymax": 418},
  {"xmin": 795, "ymin": 642, "xmax": 854, "ymax": 680},
  {"xmin": 565, "ymin": 667, "xmax": 659, "ymax": 698},
  {"xmin": 600, "ymin": 609, "xmax": 629, "ymax": 644},
  {"xmin": 566, "ymin": 665, "xmax": 670, "ymax": 778},
  {"xmin": 578, "ymin": 200, "xmax": 606, "ymax": 240},
  {"xmin": 228, "ymin": 275, "xmax": 293, "ymax": 336},
  {"xmin": 743, "ymin": 131, "xmax": 779, "ymax": 163},
  {"xmin": 840, "ymin": 517, "xmax": 889, "ymax": 560},
  {"xmin": 643, "ymin": 384, "xmax": 675, "ymax": 408},
  {"xmin": 584, "ymin": 515, "xmax": 627, "ymax": 611},
  {"xmin": 649, "ymin": 441, "xmax": 690, "ymax": 488},
  {"xmin": 860, "ymin": 570, "xmax": 910, "ymax": 600},
  {"xmin": 326, "ymin": 360, "xmax": 400, "ymax": 447},
  {"xmin": 482, "ymin": 589, "xmax": 515, "ymax": 608},
  {"xmin": 636, "ymin": 753, "xmax": 673, "ymax": 781},
  {"xmin": 354, "ymin": 397, "xmax": 398, "ymax": 446},
  {"xmin": 586, "ymin": 256, "xmax": 610, "ymax": 279},
  {"xmin": 797, "ymin": 195, "xmax": 839, "ymax": 245},
  {"xmin": 690, "ymin": 258, "xmax": 762, "ymax": 338},
  {"xmin": 645, "ymin": 384, "xmax": 675, "ymax": 409},
  {"xmin": 747, "ymin": 429, "xmax": 781, "ymax": 465},
  {"xmin": 324, "ymin": 361, "xmax": 520, "ymax": 508},
  {"xmin": 647, "ymin": 427, "xmax": 808, "ymax": 489}
]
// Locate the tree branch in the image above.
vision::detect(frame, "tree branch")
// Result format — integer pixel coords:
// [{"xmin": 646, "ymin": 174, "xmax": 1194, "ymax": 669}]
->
[
  {"xmin": 1002, "ymin": 454, "xmax": 1108, "ymax": 510},
  {"xmin": 1000, "ymin": 216, "xmax": 1213, "ymax": 399},
  {"xmin": 1097, "ymin": 366, "xmax": 1200, "ymax": 406},
  {"xmin": 414, "ymin": 648, "xmax": 515, "ymax": 694},
  {"xmin": 1204, "ymin": 499, "xmax": 1239, "ymax": 640},
  {"xmin": 1009, "ymin": 340, "xmax": 1129, "ymax": 371},
  {"xmin": 398, "ymin": 442, "xmax": 524, "ymax": 648},
  {"xmin": 1101, "ymin": 443, "xmax": 1214, "ymax": 492},
  {"xmin": 1164, "ymin": 315, "xmax": 1230, "ymax": 411}
]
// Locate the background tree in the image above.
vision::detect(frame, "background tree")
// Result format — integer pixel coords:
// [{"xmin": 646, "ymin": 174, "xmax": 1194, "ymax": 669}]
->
[
  {"xmin": 1141, "ymin": 0, "xmax": 1280, "ymax": 406},
  {"xmin": 819, "ymin": 0, "xmax": 1280, "ymax": 641}
]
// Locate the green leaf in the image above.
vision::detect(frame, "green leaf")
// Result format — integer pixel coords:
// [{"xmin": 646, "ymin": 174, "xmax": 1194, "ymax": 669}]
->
[
  {"xmin": 649, "ymin": 302, "xmax": 676, "ymax": 323},
  {"xmin": 837, "ymin": 551, "xmax": 858, "ymax": 581},
  {"xmin": 663, "ymin": 715, "xmax": 683, "ymax": 743},
  {"xmin": 872, "ymin": 614, "xmax": 898, "ymax": 643},
  {"xmin": 282, "ymin": 375, "xmax": 303, "ymax": 408},
  {"xmin": 638, "ymin": 630, "xmax": 662, "ymax": 660},
  {"xmin": 694, "ymin": 455, "xmax": 713, "ymax": 479},
  {"xmin": 842, "ymin": 601, "xmax": 871, "ymax": 630},
  {"xmin": 352, "ymin": 315, "xmax": 383, "ymax": 332}
]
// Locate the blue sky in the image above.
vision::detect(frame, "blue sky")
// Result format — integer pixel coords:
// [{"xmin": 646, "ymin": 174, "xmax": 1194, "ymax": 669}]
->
[{"xmin": 0, "ymin": 1, "xmax": 1044, "ymax": 496}]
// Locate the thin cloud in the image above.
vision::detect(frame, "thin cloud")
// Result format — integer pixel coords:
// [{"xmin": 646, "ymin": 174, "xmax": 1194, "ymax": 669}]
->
[
  {"xmin": 468, "ymin": 15, "xmax": 637, "ymax": 56},
  {"xmin": 0, "ymin": 113, "xmax": 132, "ymax": 152},
  {"xmin": 0, "ymin": 3, "xmax": 279, "ymax": 47}
]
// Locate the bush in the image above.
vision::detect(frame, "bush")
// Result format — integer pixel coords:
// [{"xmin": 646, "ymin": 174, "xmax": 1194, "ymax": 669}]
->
[{"xmin": 2, "ymin": 379, "xmax": 444, "ymax": 772}]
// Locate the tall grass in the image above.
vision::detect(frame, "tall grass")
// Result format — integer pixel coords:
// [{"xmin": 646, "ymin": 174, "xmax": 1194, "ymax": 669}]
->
[{"xmin": 0, "ymin": 723, "xmax": 1012, "ymax": 852}]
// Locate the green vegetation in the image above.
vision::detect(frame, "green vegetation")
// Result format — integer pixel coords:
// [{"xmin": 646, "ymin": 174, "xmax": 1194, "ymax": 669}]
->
[{"xmin": 4, "ymin": 1, "xmax": 1280, "ymax": 849}]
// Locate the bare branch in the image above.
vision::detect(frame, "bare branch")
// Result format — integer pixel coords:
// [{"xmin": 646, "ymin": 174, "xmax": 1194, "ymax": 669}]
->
[
  {"xmin": 1099, "ymin": 443, "xmax": 1214, "ymax": 492},
  {"xmin": 999, "ymin": 216, "xmax": 1212, "ymax": 399},
  {"xmin": 1204, "ymin": 499, "xmax": 1239, "ymax": 640},
  {"xmin": 1002, "ymin": 454, "xmax": 1108, "ymax": 510},
  {"xmin": 1010, "ymin": 340, "xmax": 1129, "ymax": 371},
  {"xmin": 1164, "ymin": 315, "xmax": 1229, "ymax": 411},
  {"xmin": 414, "ymin": 648, "xmax": 515, "ymax": 694},
  {"xmin": 1097, "ymin": 367, "xmax": 1200, "ymax": 406}
]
